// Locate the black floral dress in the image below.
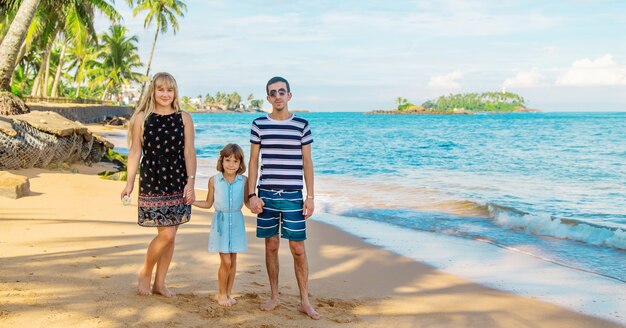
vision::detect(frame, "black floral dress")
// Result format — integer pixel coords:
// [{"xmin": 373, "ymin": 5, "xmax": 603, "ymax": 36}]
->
[{"xmin": 138, "ymin": 111, "xmax": 191, "ymax": 227}]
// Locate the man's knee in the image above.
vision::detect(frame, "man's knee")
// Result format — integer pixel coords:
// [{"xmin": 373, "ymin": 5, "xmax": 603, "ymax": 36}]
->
[
  {"xmin": 265, "ymin": 237, "xmax": 280, "ymax": 253},
  {"xmin": 289, "ymin": 241, "xmax": 305, "ymax": 257}
]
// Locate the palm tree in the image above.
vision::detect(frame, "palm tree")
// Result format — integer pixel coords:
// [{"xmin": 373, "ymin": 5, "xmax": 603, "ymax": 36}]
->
[
  {"xmin": 247, "ymin": 93, "xmax": 254, "ymax": 109},
  {"xmin": 0, "ymin": 0, "xmax": 41, "ymax": 93},
  {"xmin": 47, "ymin": 0, "xmax": 119, "ymax": 97},
  {"xmin": 133, "ymin": 0, "xmax": 187, "ymax": 82},
  {"xmin": 0, "ymin": 0, "xmax": 41, "ymax": 114},
  {"xmin": 93, "ymin": 24, "xmax": 144, "ymax": 103},
  {"xmin": 66, "ymin": 28, "xmax": 96, "ymax": 98}
]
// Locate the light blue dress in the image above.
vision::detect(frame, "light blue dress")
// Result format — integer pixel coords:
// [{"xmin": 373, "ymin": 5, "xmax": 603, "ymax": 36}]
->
[{"xmin": 208, "ymin": 173, "xmax": 248, "ymax": 253}]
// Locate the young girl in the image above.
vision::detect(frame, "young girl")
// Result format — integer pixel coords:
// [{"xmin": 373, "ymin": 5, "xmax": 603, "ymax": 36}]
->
[
  {"xmin": 121, "ymin": 72, "xmax": 197, "ymax": 298},
  {"xmin": 194, "ymin": 144, "xmax": 249, "ymax": 306}
]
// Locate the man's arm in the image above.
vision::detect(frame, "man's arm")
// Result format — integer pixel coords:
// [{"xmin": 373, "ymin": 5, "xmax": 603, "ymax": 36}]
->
[{"xmin": 302, "ymin": 144, "xmax": 314, "ymax": 219}]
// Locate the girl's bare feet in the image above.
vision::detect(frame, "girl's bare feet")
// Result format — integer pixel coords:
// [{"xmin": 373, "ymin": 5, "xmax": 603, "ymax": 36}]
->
[
  {"xmin": 228, "ymin": 295, "xmax": 237, "ymax": 305},
  {"xmin": 298, "ymin": 303, "xmax": 321, "ymax": 320},
  {"xmin": 137, "ymin": 270, "xmax": 151, "ymax": 296},
  {"xmin": 152, "ymin": 285, "xmax": 176, "ymax": 298},
  {"xmin": 217, "ymin": 294, "xmax": 231, "ymax": 307}
]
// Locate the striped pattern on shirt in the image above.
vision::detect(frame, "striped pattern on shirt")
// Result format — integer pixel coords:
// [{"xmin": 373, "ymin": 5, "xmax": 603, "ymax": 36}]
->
[{"xmin": 250, "ymin": 114, "xmax": 313, "ymax": 190}]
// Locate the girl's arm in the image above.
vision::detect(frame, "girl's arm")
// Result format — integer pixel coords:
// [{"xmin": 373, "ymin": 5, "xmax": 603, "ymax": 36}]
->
[
  {"xmin": 181, "ymin": 111, "xmax": 197, "ymax": 204},
  {"xmin": 243, "ymin": 176, "xmax": 251, "ymax": 209},
  {"xmin": 193, "ymin": 176, "xmax": 214, "ymax": 209},
  {"xmin": 121, "ymin": 112, "xmax": 144, "ymax": 198}
]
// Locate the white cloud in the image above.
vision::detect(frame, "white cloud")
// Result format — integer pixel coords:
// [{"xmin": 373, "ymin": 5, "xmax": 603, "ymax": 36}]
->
[
  {"xmin": 428, "ymin": 71, "xmax": 463, "ymax": 89},
  {"xmin": 556, "ymin": 54, "xmax": 626, "ymax": 86},
  {"xmin": 503, "ymin": 68, "xmax": 545, "ymax": 88}
]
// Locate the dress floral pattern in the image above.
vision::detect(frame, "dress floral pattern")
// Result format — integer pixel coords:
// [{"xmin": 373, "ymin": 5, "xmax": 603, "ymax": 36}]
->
[{"xmin": 137, "ymin": 112, "xmax": 191, "ymax": 227}]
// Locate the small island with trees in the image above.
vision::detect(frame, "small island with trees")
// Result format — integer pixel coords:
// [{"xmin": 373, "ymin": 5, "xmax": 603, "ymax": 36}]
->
[
  {"xmin": 370, "ymin": 91, "xmax": 538, "ymax": 114},
  {"xmin": 180, "ymin": 91, "xmax": 265, "ymax": 113}
]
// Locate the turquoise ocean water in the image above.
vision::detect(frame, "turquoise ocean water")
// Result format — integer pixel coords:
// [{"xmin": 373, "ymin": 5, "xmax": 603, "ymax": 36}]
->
[{"xmin": 187, "ymin": 111, "xmax": 626, "ymax": 283}]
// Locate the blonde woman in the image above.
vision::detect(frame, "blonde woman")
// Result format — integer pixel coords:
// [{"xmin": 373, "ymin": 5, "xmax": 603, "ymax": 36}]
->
[{"xmin": 121, "ymin": 72, "xmax": 197, "ymax": 297}]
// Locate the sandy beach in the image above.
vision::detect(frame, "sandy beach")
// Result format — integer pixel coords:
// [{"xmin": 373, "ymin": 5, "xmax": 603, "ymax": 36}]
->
[{"xmin": 0, "ymin": 162, "xmax": 622, "ymax": 328}]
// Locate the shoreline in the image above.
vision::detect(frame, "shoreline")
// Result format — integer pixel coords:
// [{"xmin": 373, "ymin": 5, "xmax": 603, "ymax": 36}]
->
[
  {"xmin": 0, "ymin": 166, "xmax": 623, "ymax": 327},
  {"xmin": 83, "ymin": 122, "xmax": 626, "ymax": 324}
]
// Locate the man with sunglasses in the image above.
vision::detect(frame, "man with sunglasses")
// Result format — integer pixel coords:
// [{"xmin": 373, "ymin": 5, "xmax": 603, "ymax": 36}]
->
[{"xmin": 248, "ymin": 76, "xmax": 320, "ymax": 320}]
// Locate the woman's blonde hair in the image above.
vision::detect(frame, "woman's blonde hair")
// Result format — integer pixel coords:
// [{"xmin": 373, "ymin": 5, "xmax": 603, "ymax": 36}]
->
[
  {"xmin": 127, "ymin": 72, "xmax": 181, "ymax": 147},
  {"xmin": 216, "ymin": 144, "xmax": 246, "ymax": 175}
]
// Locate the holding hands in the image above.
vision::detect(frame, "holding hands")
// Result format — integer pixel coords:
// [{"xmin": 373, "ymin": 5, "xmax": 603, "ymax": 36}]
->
[
  {"xmin": 249, "ymin": 195, "xmax": 265, "ymax": 214},
  {"xmin": 183, "ymin": 182, "xmax": 195, "ymax": 205}
]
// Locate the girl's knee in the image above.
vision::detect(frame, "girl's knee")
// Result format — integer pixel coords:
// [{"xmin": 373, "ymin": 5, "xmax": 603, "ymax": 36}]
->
[{"xmin": 220, "ymin": 255, "xmax": 232, "ymax": 268}]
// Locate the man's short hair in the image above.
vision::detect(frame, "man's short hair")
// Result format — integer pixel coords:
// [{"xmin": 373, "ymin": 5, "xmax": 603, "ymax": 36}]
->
[{"xmin": 266, "ymin": 76, "xmax": 290, "ymax": 94}]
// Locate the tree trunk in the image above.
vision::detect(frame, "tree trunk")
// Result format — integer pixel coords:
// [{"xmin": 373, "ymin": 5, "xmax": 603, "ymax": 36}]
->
[
  {"xmin": 0, "ymin": 0, "xmax": 41, "ymax": 92},
  {"xmin": 51, "ymin": 42, "xmax": 66, "ymax": 97},
  {"xmin": 101, "ymin": 85, "xmax": 109, "ymax": 101},
  {"xmin": 75, "ymin": 78, "xmax": 81, "ymax": 98},
  {"xmin": 20, "ymin": 61, "xmax": 29, "ymax": 93},
  {"xmin": 31, "ymin": 58, "xmax": 43, "ymax": 96},
  {"xmin": 42, "ymin": 45, "xmax": 51, "ymax": 97},
  {"xmin": 139, "ymin": 24, "xmax": 160, "ymax": 96},
  {"xmin": 10, "ymin": 41, "xmax": 28, "ymax": 86},
  {"xmin": 146, "ymin": 26, "xmax": 159, "ymax": 80},
  {"xmin": 73, "ymin": 58, "xmax": 84, "ymax": 98},
  {"xmin": 32, "ymin": 49, "xmax": 50, "ymax": 97}
]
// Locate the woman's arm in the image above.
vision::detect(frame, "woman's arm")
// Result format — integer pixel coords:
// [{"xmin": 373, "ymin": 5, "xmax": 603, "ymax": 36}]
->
[
  {"xmin": 121, "ymin": 112, "xmax": 144, "ymax": 198},
  {"xmin": 193, "ymin": 176, "xmax": 214, "ymax": 209},
  {"xmin": 181, "ymin": 111, "xmax": 197, "ymax": 204}
]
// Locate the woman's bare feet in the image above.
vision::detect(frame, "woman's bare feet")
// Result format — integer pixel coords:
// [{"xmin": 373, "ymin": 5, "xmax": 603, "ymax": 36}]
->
[
  {"xmin": 217, "ymin": 294, "xmax": 231, "ymax": 307},
  {"xmin": 152, "ymin": 285, "xmax": 176, "ymax": 298},
  {"xmin": 260, "ymin": 298, "xmax": 280, "ymax": 311},
  {"xmin": 298, "ymin": 303, "xmax": 321, "ymax": 320},
  {"xmin": 137, "ymin": 270, "xmax": 151, "ymax": 296},
  {"xmin": 228, "ymin": 295, "xmax": 237, "ymax": 305}
]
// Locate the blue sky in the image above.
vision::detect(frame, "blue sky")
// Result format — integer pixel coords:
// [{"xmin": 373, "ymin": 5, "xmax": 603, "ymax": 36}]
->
[{"xmin": 96, "ymin": 0, "xmax": 626, "ymax": 112}]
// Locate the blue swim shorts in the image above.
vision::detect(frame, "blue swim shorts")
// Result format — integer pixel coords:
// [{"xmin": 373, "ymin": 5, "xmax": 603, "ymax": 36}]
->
[{"xmin": 256, "ymin": 189, "xmax": 306, "ymax": 241}]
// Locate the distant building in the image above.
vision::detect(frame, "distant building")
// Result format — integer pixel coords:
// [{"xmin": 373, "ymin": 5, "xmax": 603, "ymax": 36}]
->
[
  {"xmin": 190, "ymin": 97, "xmax": 202, "ymax": 106},
  {"xmin": 121, "ymin": 84, "xmax": 141, "ymax": 105}
]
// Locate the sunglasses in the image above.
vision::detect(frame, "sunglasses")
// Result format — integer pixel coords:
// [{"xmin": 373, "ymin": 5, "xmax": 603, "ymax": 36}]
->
[{"xmin": 268, "ymin": 88, "xmax": 288, "ymax": 98}]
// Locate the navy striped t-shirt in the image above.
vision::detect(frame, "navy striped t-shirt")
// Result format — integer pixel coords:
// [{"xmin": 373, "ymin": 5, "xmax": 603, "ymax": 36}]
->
[{"xmin": 250, "ymin": 114, "xmax": 313, "ymax": 190}]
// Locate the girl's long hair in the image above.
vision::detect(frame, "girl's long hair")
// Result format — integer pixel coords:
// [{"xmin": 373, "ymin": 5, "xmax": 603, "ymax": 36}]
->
[{"xmin": 127, "ymin": 72, "xmax": 181, "ymax": 147}]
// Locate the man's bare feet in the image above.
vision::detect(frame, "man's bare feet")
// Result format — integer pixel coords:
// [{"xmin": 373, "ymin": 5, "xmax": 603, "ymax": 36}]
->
[
  {"xmin": 217, "ymin": 294, "xmax": 231, "ymax": 307},
  {"xmin": 152, "ymin": 285, "xmax": 176, "ymax": 298},
  {"xmin": 298, "ymin": 303, "xmax": 321, "ymax": 320},
  {"xmin": 260, "ymin": 299, "xmax": 280, "ymax": 311},
  {"xmin": 228, "ymin": 295, "xmax": 237, "ymax": 305},
  {"xmin": 137, "ymin": 270, "xmax": 151, "ymax": 296}
]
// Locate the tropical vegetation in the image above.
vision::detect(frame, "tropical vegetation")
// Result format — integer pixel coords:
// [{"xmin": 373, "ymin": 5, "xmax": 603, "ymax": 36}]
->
[
  {"xmin": 389, "ymin": 91, "xmax": 528, "ymax": 113},
  {"xmin": 181, "ymin": 91, "xmax": 264, "ymax": 112},
  {"xmin": 133, "ymin": 0, "xmax": 187, "ymax": 89},
  {"xmin": 0, "ymin": 0, "xmax": 189, "ymax": 114}
]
